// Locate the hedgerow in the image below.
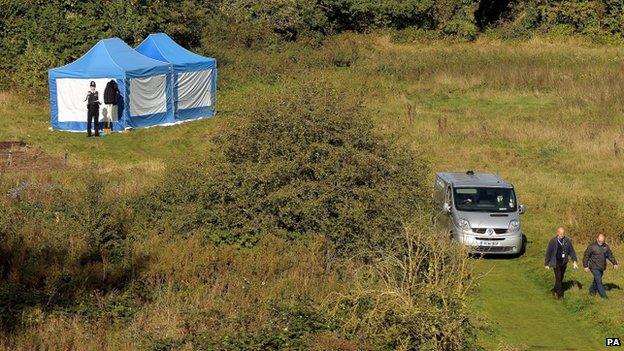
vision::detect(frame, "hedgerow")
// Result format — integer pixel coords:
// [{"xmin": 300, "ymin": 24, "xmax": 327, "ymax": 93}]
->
[{"xmin": 1, "ymin": 0, "xmax": 479, "ymax": 94}]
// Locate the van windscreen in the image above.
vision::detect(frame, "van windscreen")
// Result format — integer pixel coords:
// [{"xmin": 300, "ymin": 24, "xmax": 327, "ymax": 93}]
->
[{"xmin": 453, "ymin": 187, "xmax": 517, "ymax": 212}]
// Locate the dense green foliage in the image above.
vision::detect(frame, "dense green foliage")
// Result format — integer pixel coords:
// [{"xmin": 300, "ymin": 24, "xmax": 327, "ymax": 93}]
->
[
  {"xmin": 485, "ymin": 0, "xmax": 624, "ymax": 41},
  {"xmin": 5, "ymin": 0, "xmax": 624, "ymax": 94},
  {"xmin": 0, "ymin": 0, "xmax": 472, "ymax": 94},
  {"xmin": 136, "ymin": 82, "xmax": 430, "ymax": 255}
]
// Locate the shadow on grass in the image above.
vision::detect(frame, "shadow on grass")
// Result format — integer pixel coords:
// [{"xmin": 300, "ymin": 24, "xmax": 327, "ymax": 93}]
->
[
  {"xmin": 0, "ymin": 250, "xmax": 150, "ymax": 334},
  {"xmin": 563, "ymin": 280, "xmax": 583, "ymax": 291},
  {"xmin": 604, "ymin": 283, "xmax": 621, "ymax": 291}
]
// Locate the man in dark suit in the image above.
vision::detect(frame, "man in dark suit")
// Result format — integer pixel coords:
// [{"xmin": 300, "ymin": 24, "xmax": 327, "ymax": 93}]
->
[{"xmin": 544, "ymin": 227, "xmax": 578, "ymax": 299}]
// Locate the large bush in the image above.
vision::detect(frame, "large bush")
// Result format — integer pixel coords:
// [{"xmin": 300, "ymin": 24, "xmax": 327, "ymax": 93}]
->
[{"xmin": 136, "ymin": 81, "xmax": 431, "ymax": 255}]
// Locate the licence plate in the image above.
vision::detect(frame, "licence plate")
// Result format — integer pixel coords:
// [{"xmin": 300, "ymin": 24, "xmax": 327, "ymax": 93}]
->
[{"xmin": 479, "ymin": 241, "xmax": 499, "ymax": 246}]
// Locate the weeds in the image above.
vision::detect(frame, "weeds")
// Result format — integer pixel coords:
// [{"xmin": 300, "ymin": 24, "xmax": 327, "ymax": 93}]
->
[{"xmin": 325, "ymin": 224, "xmax": 477, "ymax": 350}]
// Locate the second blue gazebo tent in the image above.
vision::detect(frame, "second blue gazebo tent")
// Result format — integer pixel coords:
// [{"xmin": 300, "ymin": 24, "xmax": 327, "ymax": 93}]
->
[{"xmin": 135, "ymin": 33, "xmax": 217, "ymax": 122}]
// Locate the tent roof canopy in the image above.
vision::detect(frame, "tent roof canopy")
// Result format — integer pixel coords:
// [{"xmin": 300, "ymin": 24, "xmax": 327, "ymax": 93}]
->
[
  {"xmin": 49, "ymin": 37, "xmax": 171, "ymax": 79},
  {"xmin": 135, "ymin": 33, "xmax": 216, "ymax": 71}
]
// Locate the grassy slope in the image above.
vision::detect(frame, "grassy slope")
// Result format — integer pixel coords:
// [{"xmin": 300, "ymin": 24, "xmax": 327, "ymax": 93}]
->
[
  {"xmin": 366, "ymin": 36, "xmax": 624, "ymax": 350},
  {"xmin": 473, "ymin": 260, "xmax": 600, "ymax": 350},
  {"xmin": 2, "ymin": 35, "xmax": 624, "ymax": 350}
]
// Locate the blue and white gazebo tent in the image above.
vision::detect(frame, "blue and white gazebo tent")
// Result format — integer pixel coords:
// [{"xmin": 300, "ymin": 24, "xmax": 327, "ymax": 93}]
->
[
  {"xmin": 135, "ymin": 33, "xmax": 217, "ymax": 121},
  {"xmin": 48, "ymin": 38, "xmax": 174, "ymax": 132}
]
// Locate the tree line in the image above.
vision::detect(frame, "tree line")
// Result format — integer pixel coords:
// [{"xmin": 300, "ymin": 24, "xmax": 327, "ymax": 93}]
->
[{"xmin": 2, "ymin": 0, "xmax": 624, "ymax": 94}]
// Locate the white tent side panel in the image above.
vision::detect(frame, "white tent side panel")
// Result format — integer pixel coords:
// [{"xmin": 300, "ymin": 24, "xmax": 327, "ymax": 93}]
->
[
  {"xmin": 177, "ymin": 69, "xmax": 213, "ymax": 110},
  {"xmin": 56, "ymin": 78, "xmax": 114, "ymax": 122},
  {"xmin": 129, "ymin": 75, "xmax": 167, "ymax": 117}
]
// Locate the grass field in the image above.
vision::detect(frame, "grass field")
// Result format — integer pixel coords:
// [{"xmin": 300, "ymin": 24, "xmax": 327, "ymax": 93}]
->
[{"xmin": 1, "ymin": 34, "xmax": 623, "ymax": 350}]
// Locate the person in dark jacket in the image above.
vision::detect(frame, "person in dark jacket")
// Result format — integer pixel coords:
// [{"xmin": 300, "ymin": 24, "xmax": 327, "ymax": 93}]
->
[
  {"xmin": 85, "ymin": 81, "xmax": 101, "ymax": 137},
  {"xmin": 583, "ymin": 234, "xmax": 619, "ymax": 298},
  {"xmin": 544, "ymin": 227, "xmax": 578, "ymax": 299},
  {"xmin": 103, "ymin": 80, "xmax": 118, "ymax": 130}
]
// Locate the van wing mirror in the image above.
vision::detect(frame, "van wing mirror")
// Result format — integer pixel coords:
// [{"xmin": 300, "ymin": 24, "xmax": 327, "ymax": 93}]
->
[
  {"xmin": 519, "ymin": 204, "xmax": 526, "ymax": 215},
  {"xmin": 443, "ymin": 203, "xmax": 452, "ymax": 213}
]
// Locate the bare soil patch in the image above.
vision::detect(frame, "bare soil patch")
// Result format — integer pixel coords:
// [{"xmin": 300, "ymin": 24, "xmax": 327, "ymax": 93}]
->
[{"xmin": 0, "ymin": 141, "xmax": 66, "ymax": 172}]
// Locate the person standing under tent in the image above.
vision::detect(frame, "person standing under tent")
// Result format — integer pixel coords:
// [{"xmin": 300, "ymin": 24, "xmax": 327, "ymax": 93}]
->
[
  {"xmin": 103, "ymin": 79, "xmax": 119, "ymax": 131},
  {"xmin": 85, "ymin": 81, "xmax": 101, "ymax": 137}
]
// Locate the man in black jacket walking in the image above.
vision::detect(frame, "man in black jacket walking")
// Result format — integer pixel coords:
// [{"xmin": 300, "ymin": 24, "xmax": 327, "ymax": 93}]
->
[
  {"xmin": 544, "ymin": 227, "xmax": 578, "ymax": 299},
  {"xmin": 583, "ymin": 234, "xmax": 619, "ymax": 298}
]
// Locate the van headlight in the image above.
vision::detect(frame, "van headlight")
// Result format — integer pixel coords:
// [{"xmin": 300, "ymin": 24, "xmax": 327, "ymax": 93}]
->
[
  {"xmin": 509, "ymin": 219, "xmax": 520, "ymax": 232},
  {"xmin": 458, "ymin": 218, "xmax": 471, "ymax": 231}
]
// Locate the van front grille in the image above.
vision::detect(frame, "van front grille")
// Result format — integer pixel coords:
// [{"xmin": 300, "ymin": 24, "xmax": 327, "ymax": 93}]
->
[{"xmin": 472, "ymin": 228, "xmax": 508, "ymax": 234}]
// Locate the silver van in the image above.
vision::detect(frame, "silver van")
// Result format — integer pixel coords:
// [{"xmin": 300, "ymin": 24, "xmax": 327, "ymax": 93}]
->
[{"xmin": 434, "ymin": 171, "xmax": 525, "ymax": 255}]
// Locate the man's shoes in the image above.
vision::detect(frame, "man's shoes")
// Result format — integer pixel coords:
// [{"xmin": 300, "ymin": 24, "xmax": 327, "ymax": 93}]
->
[{"xmin": 551, "ymin": 291, "xmax": 563, "ymax": 299}]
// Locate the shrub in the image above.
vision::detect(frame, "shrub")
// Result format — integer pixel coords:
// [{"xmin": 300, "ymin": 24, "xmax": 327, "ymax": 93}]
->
[
  {"xmin": 12, "ymin": 45, "xmax": 61, "ymax": 97},
  {"xmin": 137, "ymin": 81, "xmax": 431, "ymax": 255},
  {"xmin": 116, "ymin": 225, "xmax": 476, "ymax": 350},
  {"xmin": 436, "ymin": 0, "xmax": 480, "ymax": 40},
  {"xmin": 212, "ymin": 0, "xmax": 328, "ymax": 47},
  {"xmin": 487, "ymin": 24, "xmax": 533, "ymax": 41},
  {"xmin": 499, "ymin": 0, "xmax": 624, "ymax": 39},
  {"xmin": 78, "ymin": 180, "xmax": 130, "ymax": 265}
]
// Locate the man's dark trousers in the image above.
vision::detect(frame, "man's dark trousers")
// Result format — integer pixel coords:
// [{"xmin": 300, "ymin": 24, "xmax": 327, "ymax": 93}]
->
[
  {"xmin": 553, "ymin": 264, "xmax": 566, "ymax": 298},
  {"xmin": 589, "ymin": 268, "xmax": 607, "ymax": 298},
  {"xmin": 87, "ymin": 104, "xmax": 99, "ymax": 136}
]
